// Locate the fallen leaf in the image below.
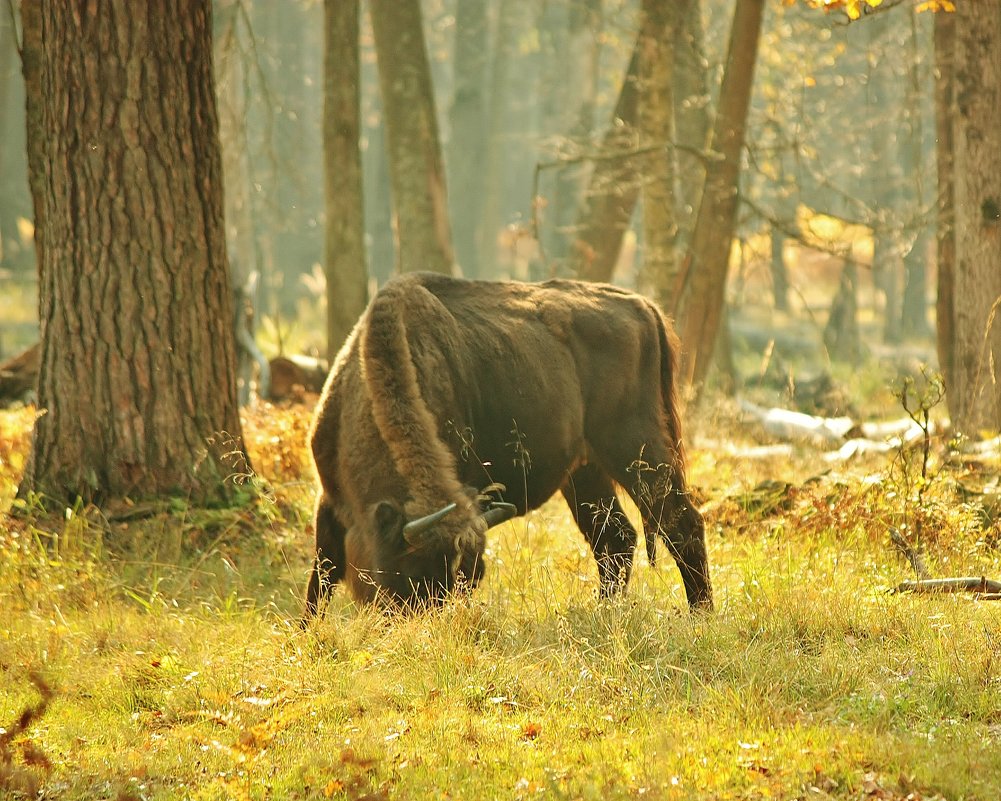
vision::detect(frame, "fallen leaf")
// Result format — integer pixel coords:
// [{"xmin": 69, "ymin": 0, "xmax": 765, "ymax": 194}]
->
[{"xmin": 520, "ymin": 722, "xmax": 542, "ymax": 741}]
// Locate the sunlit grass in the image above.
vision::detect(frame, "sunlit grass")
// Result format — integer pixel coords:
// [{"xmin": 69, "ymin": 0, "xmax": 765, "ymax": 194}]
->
[{"xmin": 2, "ymin": 401, "xmax": 1001, "ymax": 800}]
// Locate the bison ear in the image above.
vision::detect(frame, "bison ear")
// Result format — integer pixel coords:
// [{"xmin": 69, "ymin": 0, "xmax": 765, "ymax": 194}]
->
[{"xmin": 373, "ymin": 501, "xmax": 403, "ymax": 541}]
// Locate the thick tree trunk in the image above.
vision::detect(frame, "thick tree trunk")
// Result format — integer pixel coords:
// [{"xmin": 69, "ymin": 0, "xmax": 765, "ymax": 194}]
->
[
  {"xmin": 639, "ymin": 0, "xmax": 682, "ymax": 309},
  {"xmin": 323, "ymin": 0, "xmax": 368, "ymax": 360},
  {"xmin": 567, "ymin": 41, "xmax": 642, "ymax": 283},
  {"xmin": 369, "ymin": 0, "xmax": 454, "ymax": 276},
  {"xmin": 675, "ymin": 0, "xmax": 766, "ymax": 395},
  {"xmin": 447, "ymin": 0, "xmax": 489, "ymax": 277},
  {"xmin": 18, "ymin": 1, "xmax": 247, "ymax": 506},
  {"xmin": 948, "ymin": 4, "xmax": 1001, "ymax": 434}
]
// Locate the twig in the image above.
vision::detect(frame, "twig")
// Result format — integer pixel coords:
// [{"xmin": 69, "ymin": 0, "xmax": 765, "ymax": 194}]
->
[
  {"xmin": 0, "ymin": 672, "xmax": 52, "ymax": 752},
  {"xmin": 889, "ymin": 527, "xmax": 930, "ymax": 581}
]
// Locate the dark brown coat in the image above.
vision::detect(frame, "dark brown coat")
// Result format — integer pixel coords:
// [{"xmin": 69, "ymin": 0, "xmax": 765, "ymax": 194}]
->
[{"xmin": 304, "ymin": 272, "xmax": 712, "ymax": 617}]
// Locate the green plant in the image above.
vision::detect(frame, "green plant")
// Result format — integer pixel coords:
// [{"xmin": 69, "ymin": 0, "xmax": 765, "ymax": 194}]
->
[{"xmin": 886, "ymin": 368, "xmax": 946, "ymax": 574}]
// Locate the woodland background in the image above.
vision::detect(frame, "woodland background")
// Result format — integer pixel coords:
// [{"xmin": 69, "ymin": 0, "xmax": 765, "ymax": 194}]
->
[{"xmin": 2, "ymin": 1, "xmax": 1001, "ymax": 799}]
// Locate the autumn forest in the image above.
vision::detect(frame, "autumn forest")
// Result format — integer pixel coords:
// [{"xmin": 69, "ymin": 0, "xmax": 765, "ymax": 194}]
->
[{"xmin": 1, "ymin": 1, "xmax": 1001, "ymax": 799}]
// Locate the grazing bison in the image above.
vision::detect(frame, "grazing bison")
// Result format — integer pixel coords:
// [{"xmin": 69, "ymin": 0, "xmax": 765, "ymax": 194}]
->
[{"xmin": 303, "ymin": 272, "xmax": 712, "ymax": 619}]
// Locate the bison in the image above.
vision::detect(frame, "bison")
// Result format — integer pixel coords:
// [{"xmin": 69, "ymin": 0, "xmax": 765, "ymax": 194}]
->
[{"xmin": 303, "ymin": 272, "xmax": 712, "ymax": 619}]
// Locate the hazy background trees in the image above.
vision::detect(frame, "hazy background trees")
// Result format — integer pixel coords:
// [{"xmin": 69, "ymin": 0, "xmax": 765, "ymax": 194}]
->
[{"xmin": 2, "ymin": 0, "xmax": 997, "ymax": 445}]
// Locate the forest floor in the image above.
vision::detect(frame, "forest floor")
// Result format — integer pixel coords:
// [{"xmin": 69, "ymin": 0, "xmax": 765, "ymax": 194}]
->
[{"xmin": 2, "ymin": 372, "xmax": 1001, "ymax": 801}]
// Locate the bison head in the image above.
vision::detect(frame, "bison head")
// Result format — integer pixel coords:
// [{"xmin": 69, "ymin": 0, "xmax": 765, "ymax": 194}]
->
[{"xmin": 352, "ymin": 499, "xmax": 517, "ymax": 608}]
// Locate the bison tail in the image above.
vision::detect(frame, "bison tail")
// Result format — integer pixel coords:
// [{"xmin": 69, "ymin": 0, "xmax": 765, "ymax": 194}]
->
[
  {"xmin": 653, "ymin": 305, "xmax": 687, "ymax": 486},
  {"xmin": 359, "ymin": 277, "xmax": 471, "ymax": 519}
]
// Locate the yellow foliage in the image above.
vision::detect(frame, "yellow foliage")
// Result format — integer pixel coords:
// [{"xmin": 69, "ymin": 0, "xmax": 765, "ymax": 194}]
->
[{"xmin": 795, "ymin": 203, "xmax": 873, "ymax": 261}]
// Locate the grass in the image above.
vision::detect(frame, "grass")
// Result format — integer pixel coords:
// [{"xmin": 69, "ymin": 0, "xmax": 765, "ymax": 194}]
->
[{"xmin": 2, "ymin": 400, "xmax": 1001, "ymax": 800}]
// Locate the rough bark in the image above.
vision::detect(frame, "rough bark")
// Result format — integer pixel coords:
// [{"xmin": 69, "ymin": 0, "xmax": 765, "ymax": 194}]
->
[
  {"xmin": 675, "ymin": 0, "xmax": 766, "ymax": 396},
  {"xmin": 567, "ymin": 41, "xmax": 642, "ymax": 283},
  {"xmin": 18, "ymin": 1, "xmax": 247, "ymax": 506},
  {"xmin": 948, "ymin": 3, "xmax": 1001, "ymax": 434},
  {"xmin": 324, "ymin": 0, "xmax": 368, "ymax": 360},
  {"xmin": 639, "ymin": 0, "xmax": 682, "ymax": 310},
  {"xmin": 447, "ymin": 0, "xmax": 488, "ymax": 277},
  {"xmin": 369, "ymin": 0, "xmax": 454, "ymax": 276}
]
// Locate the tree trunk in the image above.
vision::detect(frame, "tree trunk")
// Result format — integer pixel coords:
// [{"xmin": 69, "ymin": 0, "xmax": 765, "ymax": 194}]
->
[
  {"xmin": 257, "ymin": 2, "xmax": 323, "ymax": 317},
  {"xmin": 900, "ymin": 6, "xmax": 931, "ymax": 340},
  {"xmin": 364, "ymin": 109, "xmax": 395, "ymax": 287},
  {"xmin": 536, "ymin": 0, "xmax": 602, "ymax": 273},
  {"xmin": 947, "ymin": 3, "xmax": 1001, "ymax": 434},
  {"xmin": 369, "ymin": 0, "xmax": 454, "ymax": 276},
  {"xmin": 216, "ymin": 1, "xmax": 260, "ymax": 290},
  {"xmin": 324, "ymin": 0, "xmax": 368, "ymax": 360},
  {"xmin": 823, "ymin": 261, "xmax": 861, "ymax": 364},
  {"xmin": 18, "ymin": 1, "xmax": 247, "ymax": 506},
  {"xmin": 639, "ymin": 0, "xmax": 682, "ymax": 310},
  {"xmin": 447, "ymin": 0, "xmax": 489, "ymax": 277},
  {"xmin": 475, "ymin": 0, "xmax": 521, "ymax": 279},
  {"xmin": 360, "ymin": 14, "xmax": 394, "ymax": 288},
  {"xmin": 867, "ymin": 11, "xmax": 903, "ymax": 346},
  {"xmin": 934, "ymin": 9, "xmax": 955, "ymax": 395},
  {"xmin": 770, "ymin": 229, "xmax": 790, "ymax": 313},
  {"xmin": 566, "ymin": 41, "xmax": 642, "ymax": 283},
  {"xmin": 673, "ymin": 0, "xmax": 710, "ymax": 250},
  {"xmin": 675, "ymin": 0, "xmax": 766, "ymax": 396}
]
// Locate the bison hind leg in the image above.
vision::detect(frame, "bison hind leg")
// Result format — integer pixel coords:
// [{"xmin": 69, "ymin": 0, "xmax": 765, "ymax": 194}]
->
[
  {"xmin": 561, "ymin": 463, "xmax": 638, "ymax": 596},
  {"xmin": 302, "ymin": 495, "xmax": 347, "ymax": 626},
  {"xmin": 592, "ymin": 438, "xmax": 713, "ymax": 611}
]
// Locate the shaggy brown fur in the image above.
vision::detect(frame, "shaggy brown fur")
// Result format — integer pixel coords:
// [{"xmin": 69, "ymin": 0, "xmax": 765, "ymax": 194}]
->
[{"xmin": 303, "ymin": 272, "xmax": 712, "ymax": 619}]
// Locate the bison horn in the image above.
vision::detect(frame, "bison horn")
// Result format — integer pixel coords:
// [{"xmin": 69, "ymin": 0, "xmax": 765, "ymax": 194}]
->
[
  {"xmin": 403, "ymin": 502, "xmax": 457, "ymax": 545},
  {"xmin": 480, "ymin": 502, "xmax": 517, "ymax": 529}
]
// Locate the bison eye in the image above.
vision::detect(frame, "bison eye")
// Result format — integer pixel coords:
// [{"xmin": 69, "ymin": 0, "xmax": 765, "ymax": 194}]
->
[{"xmin": 373, "ymin": 501, "xmax": 403, "ymax": 541}]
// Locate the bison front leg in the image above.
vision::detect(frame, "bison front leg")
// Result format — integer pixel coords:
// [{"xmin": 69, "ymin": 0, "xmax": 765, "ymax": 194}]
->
[
  {"xmin": 661, "ymin": 498, "xmax": 712, "ymax": 611},
  {"xmin": 303, "ymin": 494, "xmax": 347, "ymax": 625},
  {"xmin": 627, "ymin": 460, "xmax": 713, "ymax": 612},
  {"xmin": 594, "ymin": 437, "xmax": 713, "ymax": 612},
  {"xmin": 562, "ymin": 464, "xmax": 638, "ymax": 596}
]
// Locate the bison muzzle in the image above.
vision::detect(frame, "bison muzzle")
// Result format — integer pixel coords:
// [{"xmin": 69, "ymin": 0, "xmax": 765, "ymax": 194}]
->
[{"xmin": 303, "ymin": 272, "xmax": 712, "ymax": 619}]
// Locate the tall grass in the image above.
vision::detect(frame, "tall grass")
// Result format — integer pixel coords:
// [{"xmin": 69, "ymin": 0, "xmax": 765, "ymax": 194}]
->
[{"xmin": 2, "ymin": 403, "xmax": 1000, "ymax": 800}]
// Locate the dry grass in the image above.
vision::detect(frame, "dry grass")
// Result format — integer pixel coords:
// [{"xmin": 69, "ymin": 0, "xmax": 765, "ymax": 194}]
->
[{"xmin": 2, "ymin": 397, "xmax": 1001, "ymax": 800}]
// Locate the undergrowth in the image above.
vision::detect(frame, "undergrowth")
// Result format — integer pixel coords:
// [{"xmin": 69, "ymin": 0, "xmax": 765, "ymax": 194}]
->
[{"xmin": 2, "ymin": 398, "xmax": 1001, "ymax": 800}]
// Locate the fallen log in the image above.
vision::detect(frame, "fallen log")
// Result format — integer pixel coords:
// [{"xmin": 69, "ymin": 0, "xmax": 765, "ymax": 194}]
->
[
  {"xmin": 268, "ymin": 354, "xmax": 329, "ymax": 401},
  {"xmin": 895, "ymin": 577, "xmax": 1001, "ymax": 596},
  {"xmin": 739, "ymin": 398, "xmax": 856, "ymax": 446}
]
